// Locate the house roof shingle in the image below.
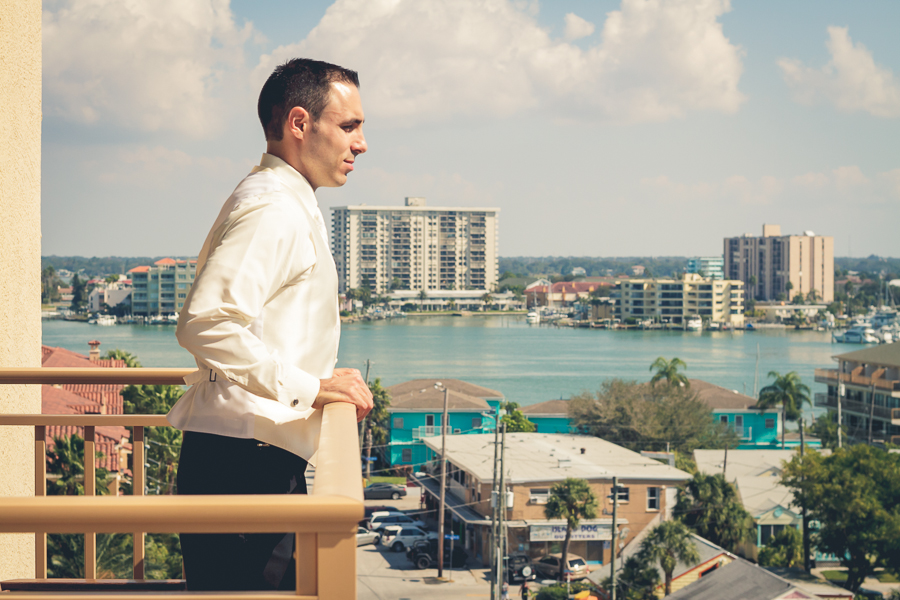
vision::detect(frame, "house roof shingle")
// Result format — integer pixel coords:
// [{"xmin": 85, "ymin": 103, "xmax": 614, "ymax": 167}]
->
[
  {"xmin": 386, "ymin": 378, "xmax": 503, "ymax": 401},
  {"xmin": 520, "ymin": 399, "xmax": 569, "ymax": 416}
]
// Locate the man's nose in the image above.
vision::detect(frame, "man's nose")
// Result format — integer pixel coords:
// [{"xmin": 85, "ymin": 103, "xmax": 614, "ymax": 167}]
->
[{"xmin": 352, "ymin": 130, "xmax": 367, "ymax": 155}]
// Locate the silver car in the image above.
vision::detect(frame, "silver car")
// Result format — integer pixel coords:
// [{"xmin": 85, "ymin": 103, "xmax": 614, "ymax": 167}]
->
[{"xmin": 356, "ymin": 526, "xmax": 380, "ymax": 546}]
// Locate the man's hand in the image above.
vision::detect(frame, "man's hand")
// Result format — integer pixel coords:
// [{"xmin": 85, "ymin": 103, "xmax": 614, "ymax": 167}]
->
[{"xmin": 313, "ymin": 368, "xmax": 374, "ymax": 422}]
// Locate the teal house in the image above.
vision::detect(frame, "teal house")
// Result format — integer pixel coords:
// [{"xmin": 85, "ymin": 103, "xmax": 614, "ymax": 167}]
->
[
  {"xmin": 520, "ymin": 400, "xmax": 575, "ymax": 433},
  {"xmin": 689, "ymin": 379, "xmax": 788, "ymax": 449},
  {"xmin": 386, "ymin": 379, "xmax": 503, "ymax": 468}
]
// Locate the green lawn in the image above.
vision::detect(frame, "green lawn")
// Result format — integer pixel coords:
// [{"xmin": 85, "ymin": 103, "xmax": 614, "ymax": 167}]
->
[
  {"xmin": 821, "ymin": 570, "xmax": 898, "ymax": 583},
  {"xmin": 365, "ymin": 476, "xmax": 406, "ymax": 485}
]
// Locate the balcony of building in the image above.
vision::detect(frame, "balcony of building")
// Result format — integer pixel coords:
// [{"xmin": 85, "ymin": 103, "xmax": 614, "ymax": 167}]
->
[
  {"xmin": 814, "ymin": 392, "xmax": 900, "ymax": 426},
  {"xmin": 0, "ymin": 367, "xmax": 363, "ymax": 599},
  {"xmin": 814, "ymin": 368, "xmax": 900, "ymax": 393}
]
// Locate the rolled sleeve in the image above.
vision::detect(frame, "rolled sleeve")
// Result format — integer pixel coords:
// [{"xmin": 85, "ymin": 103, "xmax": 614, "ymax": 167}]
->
[{"xmin": 176, "ymin": 197, "xmax": 318, "ymax": 410}]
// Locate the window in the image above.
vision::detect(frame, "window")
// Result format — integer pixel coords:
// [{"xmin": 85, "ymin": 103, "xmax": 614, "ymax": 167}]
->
[
  {"xmin": 426, "ymin": 414, "xmax": 435, "ymax": 427},
  {"xmin": 530, "ymin": 488, "xmax": 550, "ymax": 504},
  {"xmin": 612, "ymin": 486, "xmax": 630, "ymax": 503},
  {"xmin": 765, "ymin": 418, "xmax": 775, "ymax": 429},
  {"xmin": 401, "ymin": 448, "xmax": 412, "ymax": 463},
  {"xmin": 719, "ymin": 415, "xmax": 729, "ymax": 424},
  {"xmin": 760, "ymin": 524, "xmax": 786, "ymax": 546},
  {"xmin": 393, "ymin": 417, "xmax": 403, "ymax": 430},
  {"xmin": 472, "ymin": 417, "xmax": 482, "ymax": 429},
  {"xmin": 647, "ymin": 487, "xmax": 660, "ymax": 511}
]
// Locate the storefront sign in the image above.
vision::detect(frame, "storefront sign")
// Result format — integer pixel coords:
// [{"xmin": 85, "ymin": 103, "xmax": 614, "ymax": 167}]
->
[{"xmin": 529, "ymin": 523, "xmax": 611, "ymax": 542}]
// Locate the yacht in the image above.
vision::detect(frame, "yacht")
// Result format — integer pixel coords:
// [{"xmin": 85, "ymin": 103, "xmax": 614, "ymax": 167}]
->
[
  {"xmin": 526, "ymin": 311, "xmax": 540, "ymax": 324},
  {"xmin": 833, "ymin": 326, "xmax": 879, "ymax": 344},
  {"xmin": 707, "ymin": 322, "xmax": 721, "ymax": 331},
  {"xmin": 95, "ymin": 315, "xmax": 116, "ymax": 326},
  {"xmin": 685, "ymin": 316, "xmax": 703, "ymax": 331}
]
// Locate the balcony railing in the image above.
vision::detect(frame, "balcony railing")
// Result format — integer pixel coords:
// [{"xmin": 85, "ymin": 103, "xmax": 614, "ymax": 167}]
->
[
  {"xmin": 814, "ymin": 368, "xmax": 900, "ymax": 392},
  {"xmin": 0, "ymin": 367, "xmax": 362, "ymax": 598},
  {"xmin": 411, "ymin": 425, "xmax": 450, "ymax": 440},
  {"xmin": 814, "ymin": 392, "xmax": 900, "ymax": 425}
]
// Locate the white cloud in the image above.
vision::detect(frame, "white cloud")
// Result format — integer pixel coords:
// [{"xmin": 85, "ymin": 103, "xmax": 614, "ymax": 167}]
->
[
  {"xmin": 43, "ymin": 0, "xmax": 255, "ymax": 137},
  {"xmin": 255, "ymin": 0, "xmax": 745, "ymax": 125},
  {"xmin": 778, "ymin": 26, "xmax": 900, "ymax": 118},
  {"xmin": 832, "ymin": 165, "xmax": 869, "ymax": 190},
  {"xmin": 563, "ymin": 13, "xmax": 595, "ymax": 42},
  {"xmin": 881, "ymin": 168, "xmax": 900, "ymax": 198},
  {"xmin": 641, "ymin": 173, "xmax": 781, "ymax": 206}
]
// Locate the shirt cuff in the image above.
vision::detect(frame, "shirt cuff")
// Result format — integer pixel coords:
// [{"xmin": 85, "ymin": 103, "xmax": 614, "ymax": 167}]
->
[{"xmin": 278, "ymin": 366, "xmax": 321, "ymax": 412}]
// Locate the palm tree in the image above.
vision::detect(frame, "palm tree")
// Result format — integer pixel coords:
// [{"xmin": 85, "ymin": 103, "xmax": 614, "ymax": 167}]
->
[
  {"xmin": 103, "ymin": 349, "xmax": 141, "ymax": 368},
  {"xmin": 481, "ymin": 293, "xmax": 493, "ymax": 310},
  {"xmin": 757, "ymin": 371, "xmax": 811, "ymax": 449},
  {"xmin": 675, "ymin": 472, "xmax": 754, "ymax": 553},
  {"xmin": 418, "ymin": 289, "xmax": 427, "ymax": 311},
  {"xmin": 748, "ymin": 275, "xmax": 757, "ymax": 297},
  {"xmin": 544, "ymin": 478, "xmax": 598, "ymax": 580},
  {"xmin": 639, "ymin": 520, "xmax": 699, "ymax": 596},
  {"xmin": 649, "ymin": 357, "xmax": 689, "ymax": 388}
]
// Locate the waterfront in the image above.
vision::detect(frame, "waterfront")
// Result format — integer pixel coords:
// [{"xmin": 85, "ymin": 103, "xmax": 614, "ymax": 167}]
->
[{"xmin": 43, "ymin": 316, "xmax": 842, "ymax": 408}]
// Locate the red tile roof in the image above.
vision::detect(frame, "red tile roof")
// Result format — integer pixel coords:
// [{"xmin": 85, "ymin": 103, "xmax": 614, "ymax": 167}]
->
[
  {"xmin": 154, "ymin": 258, "xmax": 176, "ymax": 266},
  {"xmin": 127, "ymin": 266, "xmax": 150, "ymax": 273}
]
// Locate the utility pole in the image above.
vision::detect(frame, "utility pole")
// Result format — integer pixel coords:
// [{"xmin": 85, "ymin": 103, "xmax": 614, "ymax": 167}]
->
[
  {"xmin": 868, "ymin": 381, "xmax": 876, "ymax": 445},
  {"xmin": 610, "ymin": 476, "xmax": 619, "ymax": 600},
  {"xmin": 723, "ymin": 442, "xmax": 728, "ymax": 479},
  {"xmin": 359, "ymin": 359, "xmax": 372, "ymax": 452},
  {"xmin": 365, "ymin": 425, "xmax": 373, "ymax": 480},
  {"xmin": 495, "ymin": 421, "xmax": 507, "ymax": 600},
  {"xmin": 437, "ymin": 385, "xmax": 450, "ymax": 579},
  {"xmin": 838, "ymin": 378, "xmax": 843, "ymax": 449},
  {"xmin": 490, "ymin": 410, "xmax": 500, "ymax": 600},
  {"xmin": 800, "ymin": 419, "xmax": 810, "ymax": 573}
]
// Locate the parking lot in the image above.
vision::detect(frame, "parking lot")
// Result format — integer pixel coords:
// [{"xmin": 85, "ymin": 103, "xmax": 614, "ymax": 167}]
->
[{"xmin": 358, "ymin": 486, "xmax": 492, "ymax": 599}]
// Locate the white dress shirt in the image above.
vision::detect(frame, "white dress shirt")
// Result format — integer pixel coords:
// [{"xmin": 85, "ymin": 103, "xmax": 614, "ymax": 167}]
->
[{"xmin": 167, "ymin": 153, "xmax": 340, "ymax": 465}]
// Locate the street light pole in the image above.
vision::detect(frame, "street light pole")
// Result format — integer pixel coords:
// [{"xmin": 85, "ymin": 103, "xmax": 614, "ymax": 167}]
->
[
  {"xmin": 490, "ymin": 409, "xmax": 500, "ymax": 600},
  {"xmin": 437, "ymin": 385, "xmax": 450, "ymax": 579},
  {"xmin": 610, "ymin": 476, "xmax": 619, "ymax": 600}
]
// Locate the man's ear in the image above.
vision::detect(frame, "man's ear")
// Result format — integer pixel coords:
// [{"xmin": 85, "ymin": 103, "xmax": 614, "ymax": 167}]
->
[{"xmin": 285, "ymin": 106, "xmax": 311, "ymax": 140}]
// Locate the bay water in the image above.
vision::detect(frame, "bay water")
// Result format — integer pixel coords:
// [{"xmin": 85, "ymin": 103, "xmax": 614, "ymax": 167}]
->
[{"xmin": 43, "ymin": 316, "xmax": 842, "ymax": 409}]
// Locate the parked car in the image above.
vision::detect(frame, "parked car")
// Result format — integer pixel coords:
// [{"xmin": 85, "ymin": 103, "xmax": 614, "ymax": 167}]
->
[
  {"xmin": 406, "ymin": 538, "xmax": 468, "ymax": 570},
  {"xmin": 356, "ymin": 526, "xmax": 380, "ymax": 547},
  {"xmin": 504, "ymin": 552, "xmax": 536, "ymax": 583},
  {"xmin": 380, "ymin": 525, "xmax": 436, "ymax": 552},
  {"xmin": 368, "ymin": 513, "xmax": 427, "ymax": 534},
  {"xmin": 533, "ymin": 553, "xmax": 588, "ymax": 580},
  {"xmin": 364, "ymin": 482, "xmax": 407, "ymax": 500}
]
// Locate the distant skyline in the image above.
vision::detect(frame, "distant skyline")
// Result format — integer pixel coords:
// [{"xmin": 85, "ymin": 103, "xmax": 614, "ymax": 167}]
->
[{"xmin": 42, "ymin": 0, "xmax": 900, "ymax": 258}]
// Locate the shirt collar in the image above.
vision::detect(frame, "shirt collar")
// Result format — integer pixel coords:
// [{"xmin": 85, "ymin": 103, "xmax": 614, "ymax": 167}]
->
[{"xmin": 255, "ymin": 153, "xmax": 318, "ymax": 214}]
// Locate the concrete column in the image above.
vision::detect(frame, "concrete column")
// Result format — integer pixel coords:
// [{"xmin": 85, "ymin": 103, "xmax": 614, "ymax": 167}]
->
[{"xmin": 0, "ymin": 0, "xmax": 42, "ymax": 581}]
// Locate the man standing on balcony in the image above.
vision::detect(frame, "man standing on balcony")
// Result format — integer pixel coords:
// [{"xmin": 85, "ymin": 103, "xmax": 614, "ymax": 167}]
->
[{"xmin": 167, "ymin": 58, "xmax": 374, "ymax": 591}]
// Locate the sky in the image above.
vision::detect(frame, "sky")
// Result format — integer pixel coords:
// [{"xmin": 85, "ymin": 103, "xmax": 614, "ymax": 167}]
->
[{"xmin": 41, "ymin": 0, "xmax": 900, "ymax": 259}]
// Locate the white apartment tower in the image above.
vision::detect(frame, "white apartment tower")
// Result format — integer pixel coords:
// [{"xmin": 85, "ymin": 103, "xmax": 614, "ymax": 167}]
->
[{"xmin": 331, "ymin": 198, "xmax": 500, "ymax": 294}]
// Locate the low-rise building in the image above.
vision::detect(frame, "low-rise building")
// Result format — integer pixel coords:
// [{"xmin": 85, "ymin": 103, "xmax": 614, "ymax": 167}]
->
[
  {"xmin": 419, "ymin": 433, "xmax": 691, "ymax": 566},
  {"xmin": 524, "ymin": 280, "xmax": 612, "ymax": 308},
  {"xmin": 519, "ymin": 400, "xmax": 573, "ymax": 434},
  {"xmin": 386, "ymin": 379, "xmax": 503, "ymax": 468},
  {"xmin": 814, "ymin": 343, "xmax": 900, "ymax": 444},
  {"xmin": 688, "ymin": 379, "xmax": 785, "ymax": 449},
  {"xmin": 613, "ymin": 273, "xmax": 744, "ymax": 326}
]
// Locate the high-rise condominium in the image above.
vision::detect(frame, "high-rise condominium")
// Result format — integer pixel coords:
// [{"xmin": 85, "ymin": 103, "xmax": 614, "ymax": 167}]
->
[
  {"xmin": 331, "ymin": 198, "xmax": 499, "ymax": 294},
  {"xmin": 723, "ymin": 224, "xmax": 833, "ymax": 303}
]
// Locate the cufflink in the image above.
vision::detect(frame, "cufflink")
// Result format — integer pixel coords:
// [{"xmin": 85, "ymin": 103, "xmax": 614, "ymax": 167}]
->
[{"xmin": 291, "ymin": 399, "xmax": 299, "ymax": 407}]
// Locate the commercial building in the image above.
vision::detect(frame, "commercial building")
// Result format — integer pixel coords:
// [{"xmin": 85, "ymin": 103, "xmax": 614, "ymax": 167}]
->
[
  {"xmin": 418, "ymin": 433, "xmax": 690, "ymax": 566},
  {"xmin": 814, "ymin": 343, "xmax": 900, "ymax": 444},
  {"xmin": 330, "ymin": 197, "xmax": 499, "ymax": 294},
  {"xmin": 128, "ymin": 258, "xmax": 196, "ymax": 317},
  {"xmin": 723, "ymin": 224, "xmax": 833, "ymax": 303},
  {"xmin": 614, "ymin": 273, "xmax": 745, "ymax": 326},
  {"xmin": 686, "ymin": 256, "xmax": 724, "ymax": 280}
]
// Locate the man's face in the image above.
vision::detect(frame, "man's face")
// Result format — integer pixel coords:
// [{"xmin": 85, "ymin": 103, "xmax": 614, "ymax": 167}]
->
[{"xmin": 301, "ymin": 82, "xmax": 367, "ymax": 189}]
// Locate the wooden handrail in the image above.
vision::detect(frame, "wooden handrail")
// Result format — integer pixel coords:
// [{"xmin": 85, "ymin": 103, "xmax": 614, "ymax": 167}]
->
[
  {"xmin": 0, "ymin": 494, "xmax": 360, "ymax": 534},
  {"xmin": 0, "ymin": 415, "xmax": 170, "ymax": 427},
  {"xmin": 0, "ymin": 367, "xmax": 194, "ymax": 385}
]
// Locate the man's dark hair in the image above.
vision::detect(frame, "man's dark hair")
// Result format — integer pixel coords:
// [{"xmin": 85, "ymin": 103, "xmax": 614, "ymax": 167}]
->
[{"xmin": 258, "ymin": 58, "xmax": 360, "ymax": 141}]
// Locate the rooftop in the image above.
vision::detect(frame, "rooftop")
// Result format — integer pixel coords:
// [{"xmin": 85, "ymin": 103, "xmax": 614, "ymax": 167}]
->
[
  {"xmin": 664, "ymin": 559, "xmax": 816, "ymax": 600},
  {"xmin": 387, "ymin": 378, "xmax": 503, "ymax": 401},
  {"xmin": 423, "ymin": 433, "xmax": 690, "ymax": 484},
  {"xmin": 520, "ymin": 399, "xmax": 569, "ymax": 416},
  {"xmin": 833, "ymin": 342, "xmax": 900, "ymax": 369}
]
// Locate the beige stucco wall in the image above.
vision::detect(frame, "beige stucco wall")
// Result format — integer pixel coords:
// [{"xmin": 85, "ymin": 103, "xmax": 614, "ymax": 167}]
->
[{"xmin": 0, "ymin": 0, "xmax": 42, "ymax": 581}]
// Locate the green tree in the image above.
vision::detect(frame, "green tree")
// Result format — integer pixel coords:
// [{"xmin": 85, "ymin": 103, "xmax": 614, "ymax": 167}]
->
[
  {"xmin": 758, "ymin": 526, "xmax": 803, "ymax": 568},
  {"xmin": 103, "ymin": 349, "xmax": 142, "ymax": 368},
  {"xmin": 46, "ymin": 434, "xmax": 115, "ymax": 496},
  {"xmin": 675, "ymin": 472, "xmax": 755, "ymax": 553},
  {"xmin": 602, "ymin": 554, "xmax": 659, "ymax": 600},
  {"xmin": 748, "ymin": 275, "xmax": 757, "ymax": 295},
  {"xmin": 808, "ymin": 411, "xmax": 845, "ymax": 451},
  {"xmin": 500, "ymin": 401, "xmax": 536, "ymax": 433},
  {"xmin": 543, "ymin": 478, "xmax": 598, "ymax": 580},
  {"xmin": 781, "ymin": 445, "xmax": 900, "ymax": 593},
  {"xmin": 418, "ymin": 289, "xmax": 427, "ymax": 311},
  {"xmin": 41, "ymin": 266, "xmax": 62, "ymax": 303},
  {"xmin": 366, "ymin": 378, "xmax": 391, "ymax": 467},
  {"xmin": 785, "ymin": 280, "xmax": 794, "ymax": 298},
  {"xmin": 639, "ymin": 520, "xmax": 700, "ymax": 596},
  {"xmin": 757, "ymin": 371, "xmax": 811, "ymax": 449},
  {"xmin": 70, "ymin": 273, "xmax": 87, "ymax": 311},
  {"xmin": 792, "ymin": 294, "xmax": 806, "ymax": 305},
  {"xmin": 649, "ymin": 357, "xmax": 689, "ymax": 388},
  {"xmin": 480, "ymin": 293, "xmax": 493, "ymax": 310},
  {"xmin": 122, "ymin": 384, "xmax": 184, "ymax": 494}
]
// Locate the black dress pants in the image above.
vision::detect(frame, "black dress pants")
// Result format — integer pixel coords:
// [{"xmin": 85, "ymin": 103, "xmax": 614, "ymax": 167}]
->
[{"xmin": 176, "ymin": 431, "xmax": 308, "ymax": 591}]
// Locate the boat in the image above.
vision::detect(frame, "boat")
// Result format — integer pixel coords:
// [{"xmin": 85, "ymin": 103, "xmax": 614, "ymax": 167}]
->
[
  {"xmin": 526, "ymin": 311, "xmax": 540, "ymax": 324},
  {"xmin": 95, "ymin": 315, "xmax": 116, "ymax": 326},
  {"xmin": 684, "ymin": 316, "xmax": 702, "ymax": 331},
  {"xmin": 832, "ymin": 326, "xmax": 879, "ymax": 344},
  {"xmin": 707, "ymin": 322, "xmax": 721, "ymax": 331}
]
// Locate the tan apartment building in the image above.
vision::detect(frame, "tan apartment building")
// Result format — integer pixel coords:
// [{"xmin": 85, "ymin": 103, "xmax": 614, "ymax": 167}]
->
[
  {"xmin": 418, "ymin": 433, "xmax": 690, "ymax": 567},
  {"xmin": 814, "ymin": 343, "xmax": 900, "ymax": 444},
  {"xmin": 614, "ymin": 273, "xmax": 745, "ymax": 326},
  {"xmin": 128, "ymin": 258, "xmax": 196, "ymax": 317},
  {"xmin": 331, "ymin": 197, "xmax": 499, "ymax": 294},
  {"xmin": 724, "ymin": 224, "xmax": 833, "ymax": 303}
]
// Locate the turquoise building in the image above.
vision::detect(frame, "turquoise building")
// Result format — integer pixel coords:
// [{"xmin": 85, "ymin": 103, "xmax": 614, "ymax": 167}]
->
[
  {"xmin": 386, "ymin": 379, "xmax": 503, "ymax": 468},
  {"xmin": 520, "ymin": 400, "xmax": 575, "ymax": 434}
]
